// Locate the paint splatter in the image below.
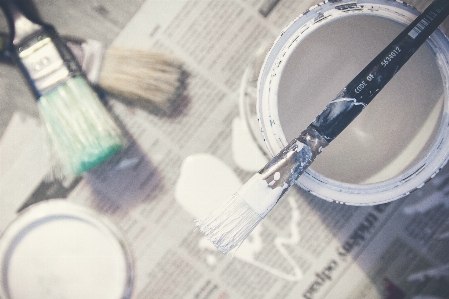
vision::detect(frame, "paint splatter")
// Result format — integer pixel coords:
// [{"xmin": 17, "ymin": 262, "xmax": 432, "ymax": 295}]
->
[
  {"xmin": 175, "ymin": 154, "xmax": 303, "ymax": 281},
  {"xmin": 231, "ymin": 117, "xmax": 268, "ymax": 172}
]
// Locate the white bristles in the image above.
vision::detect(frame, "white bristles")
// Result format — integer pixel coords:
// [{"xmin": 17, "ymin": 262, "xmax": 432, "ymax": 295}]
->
[
  {"xmin": 98, "ymin": 47, "xmax": 184, "ymax": 113},
  {"xmin": 38, "ymin": 76, "xmax": 124, "ymax": 177},
  {"xmin": 195, "ymin": 193, "xmax": 262, "ymax": 254}
]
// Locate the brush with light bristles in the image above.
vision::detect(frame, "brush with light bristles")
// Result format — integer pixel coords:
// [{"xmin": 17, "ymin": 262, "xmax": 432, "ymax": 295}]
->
[
  {"xmin": 195, "ymin": 0, "xmax": 449, "ymax": 254},
  {"xmin": 0, "ymin": 32, "xmax": 186, "ymax": 114},
  {"xmin": 93, "ymin": 44, "xmax": 185, "ymax": 114},
  {"xmin": 64, "ymin": 37, "xmax": 185, "ymax": 114},
  {"xmin": 0, "ymin": 0, "xmax": 125, "ymax": 177}
]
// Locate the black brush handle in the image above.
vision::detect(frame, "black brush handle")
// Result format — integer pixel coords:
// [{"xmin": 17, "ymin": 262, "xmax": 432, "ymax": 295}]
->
[
  {"xmin": 0, "ymin": 0, "xmax": 47, "ymax": 45},
  {"xmin": 0, "ymin": 0, "xmax": 83, "ymax": 97},
  {"xmin": 308, "ymin": 0, "xmax": 449, "ymax": 143},
  {"xmin": 0, "ymin": 0, "xmax": 44, "ymax": 60}
]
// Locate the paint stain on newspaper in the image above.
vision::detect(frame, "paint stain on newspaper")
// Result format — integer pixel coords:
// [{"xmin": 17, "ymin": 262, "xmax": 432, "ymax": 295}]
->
[
  {"xmin": 231, "ymin": 117, "xmax": 268, "ymax": 172},
  {"xmin": 175, "ymin": 153, "xmax": 303, "ymax": 281}
]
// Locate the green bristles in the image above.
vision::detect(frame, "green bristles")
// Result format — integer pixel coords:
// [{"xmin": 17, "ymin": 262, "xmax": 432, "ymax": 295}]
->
[{"xmin": 38, "ymin": 76, "xmax": 124, "ymax": 176}]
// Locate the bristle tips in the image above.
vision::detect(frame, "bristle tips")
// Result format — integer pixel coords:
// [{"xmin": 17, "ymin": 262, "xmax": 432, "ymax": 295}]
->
[
  {"xmin": 39, "ymin": 76, "xmax": 124, "ymax": 177},
  {"xmin": 195, "ymin": 193, "xmax": 262, "ymax": 254},
  {"xmin": 99, "ymin": 48, "xmax": 185, "ymax": 113},
  {"xmin": 73, "ymin": 141, "xmax": 123, "ymax": 175}
]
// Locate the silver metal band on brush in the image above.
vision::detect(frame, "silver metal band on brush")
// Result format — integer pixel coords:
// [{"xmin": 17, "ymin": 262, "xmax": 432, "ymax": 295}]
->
[
  {"xmin": 17, "ymin": 30, "xmax": 82, "ymax": 97},
  {"xmin": 257, "ymin": 127, "xmax": 328, "ymax": 192},
  {"xmin": 195, "ymin": 127, "xmax": 326, "ymax": 254}
]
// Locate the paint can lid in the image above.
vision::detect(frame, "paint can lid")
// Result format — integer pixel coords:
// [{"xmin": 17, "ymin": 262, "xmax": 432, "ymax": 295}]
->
[{"xmin": 0, "ymin": 199, "xmax": 133, "ymax": 299}]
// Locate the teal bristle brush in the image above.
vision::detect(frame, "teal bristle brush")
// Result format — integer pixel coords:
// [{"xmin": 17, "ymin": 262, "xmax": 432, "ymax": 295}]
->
[{"xmin": 0, "ymin": 0, "xmax": 125, "ymax": 176}]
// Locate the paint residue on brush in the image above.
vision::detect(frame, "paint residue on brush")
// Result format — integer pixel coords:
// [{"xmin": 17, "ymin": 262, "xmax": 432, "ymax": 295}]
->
[
  {"xmin": 232, "ymin": 116, "xmax": 268, "ymax": 172},
  {"xmin": 237, "ymin": 173, "xmax": 287, "ymax": 218},
  {"xmin": 274, "ymin": 14, "xmax": 444, "ymax": 185},
  {"xmin": 175, "ymin": 153, "xmax": 303, "ymax": 281},
  {"xmin": 310, "ymin": 96, "xmax": 367, "ymax": 142},
  {"xmin": 196, "ymin": 138, "xmax": 314, "ymax": 254}
]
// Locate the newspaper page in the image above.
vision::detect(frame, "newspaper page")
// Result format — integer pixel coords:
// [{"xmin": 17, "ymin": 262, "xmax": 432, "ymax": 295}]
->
[{"xmin": 2, "ymin": 0, "xmax": 449, "ymax": 299}]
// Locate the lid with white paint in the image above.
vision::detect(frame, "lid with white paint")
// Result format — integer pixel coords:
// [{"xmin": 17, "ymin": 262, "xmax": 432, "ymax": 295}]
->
[
  {"xmin": 253, "ymin": 0, "xmax": 449, "ymax": 204},
  {"xmin": 0, "ymin": 199, "xmax": 133, "ymax": 299}
]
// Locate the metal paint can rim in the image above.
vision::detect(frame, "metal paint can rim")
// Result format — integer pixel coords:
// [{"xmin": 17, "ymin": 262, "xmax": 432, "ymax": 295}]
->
[
  {"xmin": 0, "ymin": 199, "xmax": 134, "ymax": 299},
  {"xmin": 254, "ymin": 0, "xmax": 449, "ymax": 205}
]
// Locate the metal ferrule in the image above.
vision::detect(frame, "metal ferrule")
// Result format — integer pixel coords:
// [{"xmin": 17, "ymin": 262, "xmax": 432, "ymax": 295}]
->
[
  {"xmin": 1, "ymin": 32, "xmax": 104, "ymax": 80},
  {"xmin": 257, "ymin": 126, "xmax": 328, "ymax": 194},
  {"xmin": 298, "ymin": 126, "xmax": 330, "ymax": 159},
  {"xmin": 16, "ymin": 29, "xmax": 82, "ymax": 97}
]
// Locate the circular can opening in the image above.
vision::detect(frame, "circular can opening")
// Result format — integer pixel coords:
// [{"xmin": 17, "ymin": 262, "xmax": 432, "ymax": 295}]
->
[
  {"xmin": 256, "ymin": 1, "xmax": 449, "ymax": 205},
  {"xmin": 0, "ymin": 200, "xmax": 134, "ymax": 299}
]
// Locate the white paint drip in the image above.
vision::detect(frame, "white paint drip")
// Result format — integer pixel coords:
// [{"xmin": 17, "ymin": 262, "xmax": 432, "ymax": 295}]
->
[
  {"xmin": 438, "ymin": 231, "xmax": 449, "ymax": 240},
  {"xmin": 231, "ymin": 117, "xmax": 268, "ymax": 172},
  {"xmin": 331, "ymin": 97, "xmax": 367, "ymax": 107},
  {"xmin": 269, "ymin": 172, "xmax": 281, "ymax": 186},
  {"xmin": 114, "ymin": 157, "xmax": 140, "ymax": 170},
  {"xmin": 238, "ymin": 173, "xmax": 287, "ymax": 218},
  {"xmin": 175, "ymin": 154, "xmax": 303, "ymax": 281},
  {"xmin": 408, "ymin": 263, "xmax": 449, "ymax": 281},
  {"xmin": 198, "ymin": 237, "xmax": 219, "ymax": 266},
  {"xmin": 402, "ymin": 191, "xmax": 449, "ymax": 215},
  {"xmin": 294, "ymin": 141, "xmax": 305, "ymax": 152},
  {"xmin": 273, "ymin": 196, "xmax": 303, "ymax": 280},
  {"xmin": 317, "ymin": 97, "xmax": 367, "ymax": 126},
  {"xmin": 232, "ymin": 196, "xmax": 303, "ymax": 281},
  {"xmin": 402, "ymin": 190, "xmax": 449, "ymax": 241},
  {"xmin": 206, "ymin": 254, "xmax": 217, "ymax": 266},
  {"xmin": 175, "ymin": 153, "xmax": 242, "ymax": 219}
]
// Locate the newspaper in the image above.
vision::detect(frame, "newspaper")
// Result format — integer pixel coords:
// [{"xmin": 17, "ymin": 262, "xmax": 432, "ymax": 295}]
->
[{"xmin": 1, "ymin": 0, "xmax": 449, "ymax": 298}]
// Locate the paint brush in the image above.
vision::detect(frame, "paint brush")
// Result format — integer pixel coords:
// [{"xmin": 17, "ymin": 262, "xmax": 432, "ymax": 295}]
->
[
  {"xmin": 0, "ymin": 0, "xmax": 125, "ymax": 177},
  {"xmin": 195, "ymin": 0, "xmax": 449, "ymax": 254},
  {"xmin": 65, "ymin": 37, "xmax": 186, "ymax": 114},
  {"xmin": 0, "ymin": 32, "xmax": 186, "ymax": 114}
]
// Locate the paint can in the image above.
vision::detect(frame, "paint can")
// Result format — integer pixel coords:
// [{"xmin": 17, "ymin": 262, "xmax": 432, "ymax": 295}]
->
[
  {"xmin": 0, "ymin": 199, "xmax": 134, "ymax": 299},
  {"xmin": 251, "ymin": 0, "xmax": 449, "ymax": 205}
]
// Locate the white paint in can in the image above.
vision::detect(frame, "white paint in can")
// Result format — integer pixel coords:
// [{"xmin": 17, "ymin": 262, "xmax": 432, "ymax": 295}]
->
[{"xmin": 256, "ymin": 1, "xmax": 449, "ymax": 205}]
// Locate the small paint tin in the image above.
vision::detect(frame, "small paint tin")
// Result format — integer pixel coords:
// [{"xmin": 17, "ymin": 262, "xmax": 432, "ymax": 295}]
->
[
  {"xmin": 255, "ymin": 0, "xmax": 449, "ymax": 204},
  {"xmin": 0, "ymin": 199, "xmax": 133, "ymax": 299}
]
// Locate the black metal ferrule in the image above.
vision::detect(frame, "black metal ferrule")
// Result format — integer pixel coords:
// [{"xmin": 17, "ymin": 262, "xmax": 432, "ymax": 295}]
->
[{"xmin": 0, "ymin": 0, "xmax": 83, "ymax": 98}]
